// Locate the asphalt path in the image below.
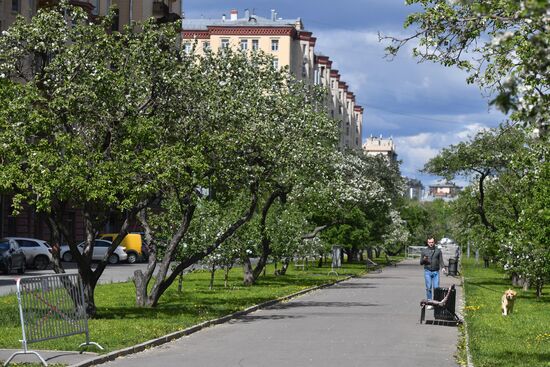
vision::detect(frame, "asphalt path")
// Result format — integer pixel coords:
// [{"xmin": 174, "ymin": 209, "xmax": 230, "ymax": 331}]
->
[{"xmin": 97, "ymin": 259, "xmax": 462, "ymax": 367}]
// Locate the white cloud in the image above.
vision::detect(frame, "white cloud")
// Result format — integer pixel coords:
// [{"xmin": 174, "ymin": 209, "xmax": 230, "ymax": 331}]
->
[{"xmin": 394, "ymin": 122, "xmax": 489, "ymax": 182}]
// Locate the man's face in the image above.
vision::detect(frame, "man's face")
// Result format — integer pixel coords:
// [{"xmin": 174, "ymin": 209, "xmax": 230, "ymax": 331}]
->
[{"xmin": 427, "ymin": 238, "xmax": 435, "ymax": 247}]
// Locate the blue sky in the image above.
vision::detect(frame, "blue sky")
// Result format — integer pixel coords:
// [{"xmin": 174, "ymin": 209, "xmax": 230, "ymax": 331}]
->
[{"xmin": 183, "ymin": 1, "xmax": 505, "ymax": 187}]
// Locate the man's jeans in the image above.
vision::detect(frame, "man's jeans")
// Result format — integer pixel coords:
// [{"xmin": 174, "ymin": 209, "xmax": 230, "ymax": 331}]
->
[{"xmin": 424, "ymin": 269, "xmax": 440, "ymax": 300}]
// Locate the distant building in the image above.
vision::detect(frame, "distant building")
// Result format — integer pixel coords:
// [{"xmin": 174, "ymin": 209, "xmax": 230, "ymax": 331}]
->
[
  {"xmin": 404, "ymin": 178, "xmax": 424, "ymax": 200},
  {"xmin": 362, "ymin": 135, "xmax": 397, "ymax": 162},
  {"xmin": 427, "ymin": 181, "xmax": 462, "ymax": 199}
]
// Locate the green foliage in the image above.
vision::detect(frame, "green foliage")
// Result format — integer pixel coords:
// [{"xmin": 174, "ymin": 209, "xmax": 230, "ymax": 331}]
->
[
  {"xmin": 424, "ymin": 125, "xmax": 550, "ymax": 295},
  {"xmin": 462, "ymin": 258, "xmax": 550, "ymax": 367},
  {"xmin": 386, "ymin": 0, "xmax": 550, "ymax": 132}
]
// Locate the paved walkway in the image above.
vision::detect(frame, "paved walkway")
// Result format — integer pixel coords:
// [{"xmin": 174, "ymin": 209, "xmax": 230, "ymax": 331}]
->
[{"xmin": 0, "ymin": 259, "xmax": 462, "ymax": 367}]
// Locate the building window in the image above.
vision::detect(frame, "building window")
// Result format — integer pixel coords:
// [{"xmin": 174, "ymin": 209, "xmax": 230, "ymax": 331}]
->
[
  {"xmin": 203, "ymin": 41, "xmax": 211, "ymax": 52},
  {"xmin": 11, "ymin": 0, "xmax": 20, "ymax": 12},
  {"xmin": 272, "ymin": 58, "xmax": 279, "ymax": 69},
  {"xmin": 346, "ymin": 127, "xmax": 350, "ymax": 135},
  {"xmin": 184, "ymin": 42, "xmax": 192, "ymax": 54},
  {"xmin": 240, "ymin": 39, "xmax": 248, "ymax": 50},
  {"xmin": 330, "ymin": 110, "xmax": 334, "ymax": 118},
  {"xmin": 221, "ymin": 39, "xmax": 230, "ymax": 49},
  {"xmin": 91, "ymin": 0, "xmax": 99, "ymax": 15},
  {"xmin": 252, "ymin": 39, "xmax": 259, "ymax": 50},
  {"xmin": 271, "ymin": 39, "xmax": 279, "ymax": 51},
  {"xmin": 111, "ymin": 8, "xmax": 120, "ymax": 32}
]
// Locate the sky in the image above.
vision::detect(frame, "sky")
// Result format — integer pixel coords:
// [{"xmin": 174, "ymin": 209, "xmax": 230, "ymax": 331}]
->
[{"xmin": 182, "ymin": 0, "xmax": 505, "ymax": 188}]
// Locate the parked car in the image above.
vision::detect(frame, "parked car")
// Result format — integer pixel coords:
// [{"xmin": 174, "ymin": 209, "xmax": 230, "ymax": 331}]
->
[
  {"xmin": 0, "ymin": 238, "xmax": 26, "ymax": 274},
  {"xmin": 60, "ymin": 240, "xmax": 128, "ymax": 264},
  {"xmin": 5, "ymin": 237, "xmax": 52, "ymax": 270},
  {"xmin": 99, "ymin": 233, "xmax": 143, "ymax": 264}
]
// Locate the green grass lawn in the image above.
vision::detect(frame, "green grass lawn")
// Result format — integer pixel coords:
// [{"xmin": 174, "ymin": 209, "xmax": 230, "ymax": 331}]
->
[
  {"xmin": 462, "ymin": 258, "xmax": 550, "ymax": 367},
  {"xmin": 0, "ymin": 261, "xmax": 367, "ymax": 355}
]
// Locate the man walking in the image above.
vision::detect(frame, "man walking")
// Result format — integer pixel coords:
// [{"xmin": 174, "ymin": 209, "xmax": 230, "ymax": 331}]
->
[{"xmin": 420, "ymin": 236, "xmax": 444, "ymax": 307}]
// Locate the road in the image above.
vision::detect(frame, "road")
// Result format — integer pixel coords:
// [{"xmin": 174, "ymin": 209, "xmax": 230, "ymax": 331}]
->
[{"xmin": 0, "ymin": 262, "xmax": 150, "ymax": 296}]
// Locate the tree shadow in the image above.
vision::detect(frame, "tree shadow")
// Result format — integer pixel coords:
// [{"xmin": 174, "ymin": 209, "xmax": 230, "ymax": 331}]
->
[
  {"xmin": 232, "ymin": 313, "xmax": 304, "ymax": 323},
  {"xmin": 331, "ymin": 282, "xmax": 377, "ymax": 289},
  {"xmin": 268, "ymin": 300, "xmax": 381, "ymax": 310}
]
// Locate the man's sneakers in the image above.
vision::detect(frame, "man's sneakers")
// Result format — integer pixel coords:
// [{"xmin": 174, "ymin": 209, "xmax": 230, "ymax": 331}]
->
[{"xmin": 426, "ymin": 305, "xmax": 434, "ymax": 310}]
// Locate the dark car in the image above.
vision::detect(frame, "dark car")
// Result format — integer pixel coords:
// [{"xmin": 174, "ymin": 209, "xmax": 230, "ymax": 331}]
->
[{"xmin": 0, "ymin": 238, "xmax": 26, "ymax": 275}]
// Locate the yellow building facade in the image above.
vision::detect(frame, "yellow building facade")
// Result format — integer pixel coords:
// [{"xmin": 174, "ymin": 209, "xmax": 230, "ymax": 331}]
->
[{"xmin": 182, "ymin": 9, "xmax": 364, "ymax": 151}]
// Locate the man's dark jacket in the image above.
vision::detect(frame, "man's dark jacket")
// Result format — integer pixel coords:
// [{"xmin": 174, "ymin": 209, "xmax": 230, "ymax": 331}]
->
[{"xmin": 420, "ymin": 246, "xmax": 443, "ymax": 271}]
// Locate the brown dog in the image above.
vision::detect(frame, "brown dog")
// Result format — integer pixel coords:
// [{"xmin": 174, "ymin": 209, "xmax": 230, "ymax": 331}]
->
[{"xmin": 501, "ymin": 289, "xmax": 517, "ymax": 316}]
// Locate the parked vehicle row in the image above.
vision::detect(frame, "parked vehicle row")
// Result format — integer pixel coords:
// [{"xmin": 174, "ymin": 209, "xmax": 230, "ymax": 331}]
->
[
  {"xmin": 0, "ymin": 238, "xmax": 26, "ymax": 274},
  {"xmin": 5, "ymin": 237, "xmax": 52, "ymax": 270},
  {"xmin": 0, "ymin": 233, "xmax": 145, "ymax": 274},
  {"xmin": 60, "ymin": 240, "xmax": 128, "ymax": 264}
]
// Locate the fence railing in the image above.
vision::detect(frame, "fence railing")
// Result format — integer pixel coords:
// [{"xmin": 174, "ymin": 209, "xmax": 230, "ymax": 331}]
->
[
  {"xmin": 5, "ymin": 273, "xmax": 103, "ymax": 367},
  {"xmin": 407, "ymin": 246, "xmax": 425, "ymax": 258}
]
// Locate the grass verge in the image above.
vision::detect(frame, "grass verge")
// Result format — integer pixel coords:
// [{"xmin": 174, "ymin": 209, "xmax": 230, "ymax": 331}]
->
[
  {"xmin": 462, "ymin": 257, "xmax": 550, "ymax": 367},
  {"xmin": 0, "ymin": 261, "xmax": 367, "ymax": 355}
]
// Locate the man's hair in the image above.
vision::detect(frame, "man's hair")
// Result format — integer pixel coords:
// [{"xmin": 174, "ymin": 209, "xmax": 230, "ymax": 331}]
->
[{"xmin": 427, "ymin": 235, "xmax": 436, "ymax": 242}]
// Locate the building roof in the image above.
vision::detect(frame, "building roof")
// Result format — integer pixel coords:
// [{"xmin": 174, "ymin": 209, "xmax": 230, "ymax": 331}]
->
[{"xmin": 182, "ymin": 15, "xmax": 301, "ymax": 31}]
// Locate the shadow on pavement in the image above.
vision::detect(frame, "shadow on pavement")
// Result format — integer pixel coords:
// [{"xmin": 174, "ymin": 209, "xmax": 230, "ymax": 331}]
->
[
  {"xmin": 331, "ymin": 283, "xmax": 377, "ymax": 289},
  {"xmin": 234, "ymin": 314, "xmax": 305, "ymax": 323},
  {"xmin": 269, "ymin": 300, "xmax": 381, "ymax": 310}
]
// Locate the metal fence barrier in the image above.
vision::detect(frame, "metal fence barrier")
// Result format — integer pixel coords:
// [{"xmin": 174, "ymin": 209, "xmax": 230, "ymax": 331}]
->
[
  {"xmin": 407, "ymin": 246, "xmax": 425, "ymax": 258},
  {"xmin": 5, "ymin": 273, "xmax": 103, "ymax": 367}
]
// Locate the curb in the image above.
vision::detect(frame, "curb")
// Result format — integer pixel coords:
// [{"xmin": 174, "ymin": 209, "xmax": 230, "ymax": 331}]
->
[
  {"xmin": 70, "ymin": 274, "xmax": 355, "ymax": 367},
  {"xmin": 460, "ymin": 274, "xmax": 475, "ymax": 367}
]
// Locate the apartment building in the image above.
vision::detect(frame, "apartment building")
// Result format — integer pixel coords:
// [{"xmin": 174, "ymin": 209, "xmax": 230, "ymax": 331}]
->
[
  {"xmin": 0, "ymin": 0, "xmax": 182, "ymax": 32},
  {"xmin": 428, "ymin": 181, "xmax": 462, "ymax": 200},
  {"xmin": 0, "ymin": 0, "xmax": 35, "ymax": 31},
  {"xmin": 182, "ymin": 9, "xmax": 364, "ymax": 151},
  {"xmin": 363, "ymin": 135, "xmax": 397, "ymax": 162}
]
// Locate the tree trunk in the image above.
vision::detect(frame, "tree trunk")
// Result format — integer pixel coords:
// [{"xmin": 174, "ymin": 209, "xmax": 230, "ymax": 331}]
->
[
  {"xmin": 280, "ymin": 259, "xmax": 289, "ymax": 275},
  {"xmin": 135, "ymin": 184, "xmax": 259, "ymax": 308},
  {"xmin": 242, "ymin": 189, "xmax": 283, "ymax": 285},
  {"xmin": 511, "ymin": 273, "xmax": 520, "ymax": 287},
  {"xmin": 178, "ymin": 271, "xmax": 184, "ymax": 293},
  {"xmin": 224, "ymin": 266, "xmax": 231, "ymax": 288},
  {"xmin": 242, "ymin": 257, "xmax": 254, "ymax": 286},
  {"xmin": 536, "ymin": 281, "xmax": 543, "ymax": 298},
  {"xmin": 366, "ymin": 247, "xmax": 373, "ymax": 260},
  {"xmin": 46, "ymin": 215, "xmax": 65, "ymax": 274},
  {"xmin": 82, "ymin": 281, "xmax": 97, "ymax": 317},
  {"xmin": 317, "ymin": 256, "xmax": 323, "ymax": 268},
  {"xmin": 209, "ymin": 264, "xmax": 216, "ymax": 290},
  {"xmin": 134, "ymin": 269, "xmax": 152, "ymax": 307},
  {"xmin": 374, "ymin": 247, "xmax": 381, "ymax": 258},
  {"xmin": 522, "ymin": 277, "xmax": 530, "ymax": 291}
]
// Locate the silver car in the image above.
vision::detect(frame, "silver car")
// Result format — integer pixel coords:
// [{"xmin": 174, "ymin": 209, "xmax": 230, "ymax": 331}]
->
[
  {"xmin": 5, "ymin": 237, "xmax": 53, "ymax": 270},
  {"xmin": 60, "ymin": 240, "xmax": 128, "ymax": 264}
]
